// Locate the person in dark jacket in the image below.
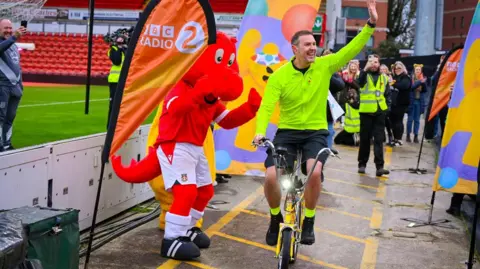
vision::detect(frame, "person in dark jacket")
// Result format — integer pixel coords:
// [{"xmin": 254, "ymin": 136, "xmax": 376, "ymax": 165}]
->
[
  {"xmin": 326, "ymin": 72, "xmax": 346, "ymax": 147},
  {"xmin": 388, "ymin": 61, "xmax": 412, "ymax": 146},
  {"xmin": 320, "ymin": 49, "xmax": 345, "ymax": 148},
  {"xmin": 406, "ymin": 64, "xmax": 427, "ymax": 143}
]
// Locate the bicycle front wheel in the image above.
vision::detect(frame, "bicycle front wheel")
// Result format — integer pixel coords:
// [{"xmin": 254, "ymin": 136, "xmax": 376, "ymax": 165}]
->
[{"xmin": 278, "ymin": 229, "xmax": 292, "ymax": 269}]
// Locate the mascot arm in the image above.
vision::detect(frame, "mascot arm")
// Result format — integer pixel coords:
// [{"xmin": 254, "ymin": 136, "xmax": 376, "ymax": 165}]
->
[
  {"xmin": 215, "ymin": 88, "xmax": 262, "ymax": 129},
  {"xmin": 167, "ymin": 78, "xmax": 218, "ymax": 116}
]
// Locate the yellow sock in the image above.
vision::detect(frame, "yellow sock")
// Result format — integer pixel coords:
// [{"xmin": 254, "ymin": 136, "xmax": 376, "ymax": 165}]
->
[
  {"xmin": 270, "ymin": 207, "xmax": 281, "ymax": 215},
  {"xmin": 305, "ymin": 208, "xmax": 315, "ymax": 218}
]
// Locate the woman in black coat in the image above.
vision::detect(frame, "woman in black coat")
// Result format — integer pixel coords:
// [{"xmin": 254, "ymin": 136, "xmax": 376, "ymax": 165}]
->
[{"xmin": 388, "ymin": 61, "xmax": 412, "ymax": 146}]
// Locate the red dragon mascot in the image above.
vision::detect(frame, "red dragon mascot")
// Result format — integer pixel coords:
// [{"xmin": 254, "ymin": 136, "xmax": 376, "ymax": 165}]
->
[{"xmin": 111, "ymin": 31, "xmax": 261, "ymax": 261}]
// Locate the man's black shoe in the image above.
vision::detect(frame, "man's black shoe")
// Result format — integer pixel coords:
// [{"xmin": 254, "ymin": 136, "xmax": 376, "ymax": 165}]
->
[
  {"xmin": 376, "ymin": 168, "xmax": 390, "ymax": 177},
  {"xmin": 446, "ymin": 207, "xmax": 461, "ymax": 217},
  {"xmin": 216, "ymin": 174, "xmax": 229, "ymax": 183},
  {"xmin": 358, "ymin": 166, "xmax": 366, "ymax": 174},
  {"xmin": 300, "ymin": 216, "xmax": 315, "ymax": 245},
  {"xmin": 266, "ymin": 212, "xmax": 283, "ymax": 246}
]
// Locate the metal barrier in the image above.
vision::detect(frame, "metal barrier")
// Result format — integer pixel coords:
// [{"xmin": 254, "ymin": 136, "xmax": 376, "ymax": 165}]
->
[{"xmin": 0, "ymin": 125, "xmax": 154, "ymax": 231}]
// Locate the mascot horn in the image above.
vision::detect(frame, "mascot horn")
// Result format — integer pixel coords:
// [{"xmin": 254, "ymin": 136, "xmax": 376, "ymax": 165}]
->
[{"xmin": 110, "ymin": 31, "xmax": 262, "ymax": 261}]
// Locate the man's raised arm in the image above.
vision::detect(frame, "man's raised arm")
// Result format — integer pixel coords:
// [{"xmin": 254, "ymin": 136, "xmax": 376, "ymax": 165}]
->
[{"xmin": 323, "ymin": 0, "xmax": 378, "ymax": 74}]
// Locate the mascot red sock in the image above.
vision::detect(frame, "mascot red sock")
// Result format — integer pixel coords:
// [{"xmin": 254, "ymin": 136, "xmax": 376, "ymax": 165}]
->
[{"xmin": 111, "ymin": 31, "xmax": 261, "ymax": 261}]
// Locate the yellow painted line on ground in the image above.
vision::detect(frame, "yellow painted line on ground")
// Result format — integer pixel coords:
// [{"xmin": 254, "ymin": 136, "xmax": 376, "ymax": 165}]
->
[
  {"xmin": 317, "ymin": 228, "xmax": 367, "ymax": 244},
  {"xmin": 185, "ymin": 261, "xmax": 218, "ymax": 269},
  {"xmin": 360, "ymin": 238, "xmax": 379, "ymax": 269},
  {"xmin": 327, "ymin": 167, "xmax": 376, "ymax": 178},
  {"xmin": 331, "ymin": 158, "xmax": 359, "ymax": 166},
  {"xmin": 204, "ymin": 187, "xmax": 264, "ymax": 237},
  {"xmin": 360, "ymin": 147, "xmax": 391, "ymax": 269},
  {"xmin": 240, "ymin": 208, "xmax": 269, "ymax": 218},
  {"xmin": 156, "ymin": 186, "xmax": 264, "ymax": 269},
  {"xmin": 326, "ymin": 178, "xmax": 378, "ymax": 190},
  {"xmin": 369, "ymin": 206, "xmax": 383, "ymax": 230},
  {"xmin": 335, "ymin": 145, "xmax": 358, "ymax": 152},
  {"xmin": 322, "ymin": 191, "xmax": 379, "ymax": 205},
  {"xmin": 316, "ymin": 205, "xmax": 371, "ymax": 221},
  {"xmin": 376, "ymin": 183, "xmax": 386, "ymax": 199},
  {"xmin": 212, "ymin": 231, "xmax": 348, "ymax": 269},
  {"xmin": 240, "ymin": 209, "xmax": 366, "ymax": 244}
]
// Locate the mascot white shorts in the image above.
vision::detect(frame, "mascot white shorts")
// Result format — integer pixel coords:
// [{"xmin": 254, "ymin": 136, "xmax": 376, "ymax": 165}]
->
[{"xmin": 157, "ymin": 142, "xmax": 213, "ymax": 190}]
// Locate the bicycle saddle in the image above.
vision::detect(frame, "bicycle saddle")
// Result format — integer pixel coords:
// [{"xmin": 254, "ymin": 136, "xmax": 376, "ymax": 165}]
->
[{"xmin": 275, "ymin": 146, "xmax": 289, "ymax": 156}]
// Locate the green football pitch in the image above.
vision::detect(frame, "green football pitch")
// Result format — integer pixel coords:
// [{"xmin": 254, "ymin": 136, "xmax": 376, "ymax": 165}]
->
[{"xmin": 12, "ymin": 84, "xmax": 155, "ymax": 149}]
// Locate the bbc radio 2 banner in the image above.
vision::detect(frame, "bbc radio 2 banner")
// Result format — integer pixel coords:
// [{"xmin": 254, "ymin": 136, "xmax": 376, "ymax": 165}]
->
[{"xmin": 103, "ymin": 0, "xmax": 216, "ymax": 161}]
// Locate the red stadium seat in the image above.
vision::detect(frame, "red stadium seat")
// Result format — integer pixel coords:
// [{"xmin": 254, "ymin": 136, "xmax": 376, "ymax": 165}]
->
[{"xmin": 20, "ymin": 32, "xmax": 110, "ymax": 78}]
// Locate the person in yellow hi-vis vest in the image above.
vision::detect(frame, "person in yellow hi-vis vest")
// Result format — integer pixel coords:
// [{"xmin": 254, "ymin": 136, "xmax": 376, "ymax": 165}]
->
[
  {"xmin": 146, "ymin": 101, "xmax": 217, "ymax": 231},
  {"xmin": 344, "ymin": 103, "xmax": 360, "ymax": 133},
  {"xmin": 356, "ymin": 54, "xmax": 391, "ymax": 177},
  {"xmin": 334, "ymin": 87, "xmax": 360, "ymax": 146},
  {"xmin": 107, "ymin": 37, "xmax": 126, "ymax": 129}
]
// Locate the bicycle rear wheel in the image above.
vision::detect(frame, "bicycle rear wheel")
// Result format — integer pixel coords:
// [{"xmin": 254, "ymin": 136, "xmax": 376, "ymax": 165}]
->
[{"xmin": 278, "ymin": 228, "xmax": 292, "ymax": 269}]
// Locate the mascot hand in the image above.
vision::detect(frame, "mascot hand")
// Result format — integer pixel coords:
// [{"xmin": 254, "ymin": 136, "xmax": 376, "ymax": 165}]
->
[
  {"xmin": 247, "ymin": 88, "xmax": 262, "ymax": 112},
  {"xmin": 111, "ymin": 146, "xmax": 162, "ymax": 183}
]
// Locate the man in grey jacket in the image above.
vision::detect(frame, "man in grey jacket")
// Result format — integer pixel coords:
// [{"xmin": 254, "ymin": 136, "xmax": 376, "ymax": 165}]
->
[{"xmin": 0, "ymin": 19, "xmax": 25, "ymax": 151}]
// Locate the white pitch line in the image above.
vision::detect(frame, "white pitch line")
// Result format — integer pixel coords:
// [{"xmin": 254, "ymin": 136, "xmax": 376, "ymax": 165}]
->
[{"xmin": 19, "ymin": 98, "xmax": 109, "ymax": 108}]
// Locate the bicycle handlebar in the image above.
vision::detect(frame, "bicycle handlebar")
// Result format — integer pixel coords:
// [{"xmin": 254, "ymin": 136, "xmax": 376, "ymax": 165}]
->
[{"xmin": 252, "ymin": 137, "xmax": 340, "ymax": 159}]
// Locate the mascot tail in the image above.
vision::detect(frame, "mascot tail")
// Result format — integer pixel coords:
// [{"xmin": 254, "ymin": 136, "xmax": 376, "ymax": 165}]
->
[{"xmin": 111, "ymin": 146, "xmax": 162, "ymax": 183}]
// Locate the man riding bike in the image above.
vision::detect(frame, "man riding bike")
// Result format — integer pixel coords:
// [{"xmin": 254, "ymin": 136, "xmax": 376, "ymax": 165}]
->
[{"xmin": 253, "ymin": 0, "xmax": 379, "ymax": 247}]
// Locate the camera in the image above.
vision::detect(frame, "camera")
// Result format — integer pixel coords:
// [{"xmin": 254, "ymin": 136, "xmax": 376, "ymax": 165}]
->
[{"xmin": 104, "ymin": 26, "xmax": 134, "ymax": 46}]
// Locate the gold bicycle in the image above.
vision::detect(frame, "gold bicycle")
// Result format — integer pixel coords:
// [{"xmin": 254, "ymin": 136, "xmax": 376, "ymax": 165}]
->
[{"xmin": 254, "ymin": 137, "xmax": 339, "ymax": 268}]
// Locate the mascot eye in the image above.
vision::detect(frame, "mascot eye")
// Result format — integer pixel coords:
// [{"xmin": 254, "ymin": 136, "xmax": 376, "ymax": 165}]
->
[
  {"xmin": 228, "ymin": 53, "xmax": 235, "ymax": 66},
  {"xmin": 215, "ymin": 49, "xmax": 224, "ymax": 64}
]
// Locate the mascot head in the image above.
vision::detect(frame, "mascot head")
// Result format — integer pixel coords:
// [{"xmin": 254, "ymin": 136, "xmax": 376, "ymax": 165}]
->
[{"xmin": 183, "ymin": 31, "xmax": 243, "ymax": 102}]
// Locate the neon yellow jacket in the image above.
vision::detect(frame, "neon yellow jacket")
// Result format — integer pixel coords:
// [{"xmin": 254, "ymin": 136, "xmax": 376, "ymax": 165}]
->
[{"xmin": 255, "ymin": 24, "xmax": 375, "ymax": 136}]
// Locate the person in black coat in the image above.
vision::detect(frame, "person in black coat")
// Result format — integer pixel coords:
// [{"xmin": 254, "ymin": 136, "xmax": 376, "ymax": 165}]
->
[
  {"xmin": 320, "ymin": 49, "xmax": 345, "ymax": 148},
  {"xmin": 326, "ymin": 72, "xmax": 346, "ymax": 147},
  {"xmin": 388, "ymin": 61, "xmax": 412, "ymax": 146}
]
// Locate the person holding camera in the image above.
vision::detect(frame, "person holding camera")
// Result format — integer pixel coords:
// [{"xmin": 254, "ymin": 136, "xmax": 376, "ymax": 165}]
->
[
  {"xmin": 0, "ymin": 19, "xmax": 26, "ymax": 152},
  {"xmin": 356, "ymin": 54, "xmax": 391, "ymax": 176},
  {"xmin": 106, "ymin": 36, "xmax": 127, "ymax": 129}
]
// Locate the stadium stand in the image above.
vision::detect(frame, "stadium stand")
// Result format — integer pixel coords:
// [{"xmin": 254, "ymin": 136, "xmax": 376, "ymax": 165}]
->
[
  {"xmin": 44, "ymin": 0, "xmax": 145, "ymax": 10},
  {"xmin": 20, "ymin": 32, "xmax": 110, "ymax": 77},
  {"xmin": 141, "ymin": 0, "xmax": 248, "ymax": 13}
]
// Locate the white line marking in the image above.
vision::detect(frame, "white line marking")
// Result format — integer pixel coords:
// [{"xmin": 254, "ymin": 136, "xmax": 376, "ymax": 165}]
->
[{"xmin": 19, "ymin": 98, "xmax": 109, "ymax": 108}]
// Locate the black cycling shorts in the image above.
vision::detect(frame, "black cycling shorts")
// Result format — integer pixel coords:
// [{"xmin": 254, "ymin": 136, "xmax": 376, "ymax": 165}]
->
[{"xmin": 264, "ymin": 129, "xmax": 329, "ymax": 172}]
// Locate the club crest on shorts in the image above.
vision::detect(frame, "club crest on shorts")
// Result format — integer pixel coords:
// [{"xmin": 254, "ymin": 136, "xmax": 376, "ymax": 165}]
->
[{"xmin": 181, "ymin": 173, "xmax": 188, "ymax": 182}]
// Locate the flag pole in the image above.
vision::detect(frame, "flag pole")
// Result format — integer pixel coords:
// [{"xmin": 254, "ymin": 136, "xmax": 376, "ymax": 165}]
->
[
  {"xmin": 400, "ymin": 190, "xmax": 455, "ymax": 229},
  {"xmin": 82, "ymin": 162, "xmax": 106, "ymax": 269},
  {"xmin": 466, "ymin": 193, "xmax": 479, "ymax": 269},
  {"xmin": 85, "ymin": 0, "xmax": 95, "ymax": 115}
]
